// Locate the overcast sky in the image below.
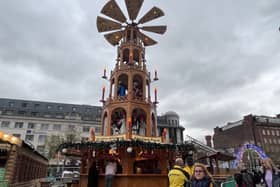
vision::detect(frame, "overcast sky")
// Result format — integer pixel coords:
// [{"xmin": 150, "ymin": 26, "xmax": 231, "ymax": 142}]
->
[{"xmin": 0, "ymin": 0, "xmax": 280, "ymax": 141}]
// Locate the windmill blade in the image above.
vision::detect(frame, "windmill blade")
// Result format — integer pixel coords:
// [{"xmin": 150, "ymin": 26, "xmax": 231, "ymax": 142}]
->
[
  {"xmin": 139, "ymin": 32, "xmax": 157, "ymax": 46},
  {"xmin": 138, "ymin": 7, "xmax": 164, "ymax": 24},
  {"xmin": 125, "ymin": 0, "xmax": 144, "ymax": 21},
  {"xmin": 97, "ymin": 16, "xmax": 122, "ymax": 33},
  {"xmin": 141, "ymin": 25, "xmax": 167, "ymax": 34},
  {"xmin": 104, "ymin": 30, "xmax": 124, "ymax": 46},
  {"xmin": 101, "ymin": 0, "xmax": 126, "ymax": 23}
]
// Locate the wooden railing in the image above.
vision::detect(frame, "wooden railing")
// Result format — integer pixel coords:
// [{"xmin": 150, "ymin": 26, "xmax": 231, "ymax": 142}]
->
[
  {"xmin": 9, "ymin": 179, "xmax": 42, "ymax": 187},
  {"xmin": 0, "ymin": 180, "xmax": 8, "ymax": 187}
]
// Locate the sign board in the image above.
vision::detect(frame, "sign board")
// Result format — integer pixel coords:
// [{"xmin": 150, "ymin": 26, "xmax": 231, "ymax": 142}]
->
[{"xmin": 94, "ymin": 135, "xmax": 162, "ymax": 143}]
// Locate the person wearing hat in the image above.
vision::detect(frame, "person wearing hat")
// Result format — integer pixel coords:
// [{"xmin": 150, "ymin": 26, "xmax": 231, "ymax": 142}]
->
[{"xmin": 168, "ymin": 158, "xmax": 190, "ymax": 187}]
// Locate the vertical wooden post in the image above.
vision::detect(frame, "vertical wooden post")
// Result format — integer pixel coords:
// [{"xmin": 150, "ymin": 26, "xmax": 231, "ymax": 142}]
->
[
  {"xmin": 5, "ymin": 145, "xmax": 17, "ymax": 184},
  {"xmin": 215, "ymin": 157, "xmax": 220, "ymax": 174},
  {"xmin": 120, "ymin": 148, "xmax": 134, "ymax": 174}
]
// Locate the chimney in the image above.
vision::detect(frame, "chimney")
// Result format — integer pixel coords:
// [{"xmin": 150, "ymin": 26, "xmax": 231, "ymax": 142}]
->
[{"xmin": 205, "ymin": 135, "xmax": 212, "ymax": 148}]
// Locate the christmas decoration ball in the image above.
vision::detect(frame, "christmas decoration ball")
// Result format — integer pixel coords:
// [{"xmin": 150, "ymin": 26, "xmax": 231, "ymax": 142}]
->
[{"xmin": 127, "ymin": 147, "xmax": 133, "ymax": 153}]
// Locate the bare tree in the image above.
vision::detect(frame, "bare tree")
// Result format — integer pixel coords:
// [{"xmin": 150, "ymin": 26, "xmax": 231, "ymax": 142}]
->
[{"xmin": 45, "ymin": 135, "xmax": 64, "ymax": 159}]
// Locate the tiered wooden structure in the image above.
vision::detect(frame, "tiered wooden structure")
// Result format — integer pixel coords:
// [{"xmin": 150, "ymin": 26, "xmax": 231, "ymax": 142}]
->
[
  {"xmin": 59, "ymin": 0, "xmax": 194, "ymax": 187},
  {"xmin": 98, "ymin": 0, "xmax": 166, "ymax": 143}
]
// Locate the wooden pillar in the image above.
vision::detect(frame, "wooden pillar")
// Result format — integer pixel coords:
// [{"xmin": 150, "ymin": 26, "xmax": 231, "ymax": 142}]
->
[
  {"xmin": 81, "ymin": 150, "xmax": 87, "ymax": 174},
  {"xmin": 120, "ymin": 149, "xmax": 134, "ymax": 174},
  {"xmin": 114, "ymin": 75, "xmax": 119, "ymax": 100},
  {"xmin": 159, "ymin": 150, "xmax": 168, "ymax": 174},
  {"xmin": 128, "ymin": 71, "xmax": 133, "ymax": 100},
  {"xmin": 5, "ymin": 145, "xmax": 17, "ymax": 184},
  {"xmin": 142, "ymin": 74, "xmax": 146, "ymax": 100},
  {"xmin": 215, "ymin": 157, "xmax": 220, "ymax": 174},
  {"xmin": 146, "ymin": 109, "xmax": 151, "ymax": 137}
]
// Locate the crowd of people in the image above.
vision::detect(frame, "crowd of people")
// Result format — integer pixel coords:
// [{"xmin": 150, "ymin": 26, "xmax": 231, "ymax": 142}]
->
[
  {"xmin": 168, "ymin": 157, "xmax": 214, "ymax": 187},
  {"xmin": 88, "ymin": 154, "xmax": 280, "ymax": 187},
  {"xmin": 168, "ymin": 157, "xmax": 280, "ymax": 187}
]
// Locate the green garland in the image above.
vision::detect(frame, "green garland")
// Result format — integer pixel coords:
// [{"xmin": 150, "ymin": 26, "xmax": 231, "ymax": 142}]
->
[{"xmin": 57, "ymin": 139, "xmax": 195, "ymax": 153}]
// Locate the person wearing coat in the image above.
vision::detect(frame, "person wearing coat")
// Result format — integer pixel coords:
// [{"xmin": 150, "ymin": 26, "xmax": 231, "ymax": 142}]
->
[
  {"xmin": 191, "ymin": 163, "xmax": 214, "ymax": 187},
  {"xmin": 261, "ymin": 158, "xmax": 280, "ymax": 187}
]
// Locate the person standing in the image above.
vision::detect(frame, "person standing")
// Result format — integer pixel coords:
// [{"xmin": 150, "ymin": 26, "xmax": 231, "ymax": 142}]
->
[
  {"xmin": 88, "ymin": 161, "xmax": 98, "ymax": 187},
  {"xmin": 191, "ymin": 163, "xmax": 214, "ymax": 187},
  {"xmin": 184, "ymin": 156, "xmax": 194, "ymax": 177},
  {"xmin": 168, "ymin": 158, "xmax": 190, "ymax": 187},
  {"xmin": 105, "ymin": 159, "xmax": 117, "ymax": 187},
  {"xmin": 262, "ymin": 158, "xmax": 280, "ymax": 187}
]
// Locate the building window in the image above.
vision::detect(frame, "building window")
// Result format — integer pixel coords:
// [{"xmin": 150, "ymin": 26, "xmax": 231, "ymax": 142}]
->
[
  {"xmin": 15, "ymin": 122, "xmax": 24, "ymax": 128},
  {"xmin": 28, "ymin": 123, "xmax": 35, "ymax": 129},
  {"xmin": 53, "ymin": 124, "xmax": 61, "ymax": 131},
  {"xmin": 264, "ymin": 138, "xmax": 267, "ymax": 143},
  {"xmin": 269, "ymin": 139, "xmax": 272, "ymax": 144},
  {"xmin": 262, "ymin": 129, "xmax": 266, "ymax": 135},
  {"xmin": 31, "ymin": 112, "xmax": 38, "ymax": 116},
  {"xmin": 55, "ymin": 113, "xmax": 64, "ymax": 119},
  {"xmin": 8, "ymin": 102, "xmax": 14, "ymax": 107},
  {"xmin": 22, "ymin": 103, "xmax": 28, "ymax": 107},
  {"xmin": 34, "ymin": 103, "xmax": 40, "ymax": 108},
  {"xmin": 68, "ymin": 125, "xmax": 75, "ymax": 131},
  {"xmin": 18, "ymin": 111, "xmax": 26, "ymax": 115},
  {"xmin": 37, "ymin": 145, "xmax": 45, "ymax": 153},
  {"xmin": 40, "ymin": 124, "xmax": 49, "ymax": 130},
  {"xmin": 13, "ymin": 134, "xmax": 21, "ymax": 138},
  {"xmin": 1, "ymin": 121, "xmax": 10, "ymax": 128},
  {"xmin": 38, "ymin": 135, "xmax": 47, "ymax": 144},
  {"xmin": 273, "ymin": 139, "xmax": 277, "ymax": 144},
  {"xmin": 96, "ymin": 109, "xmax": 102, "ymax": 121},
  {"xmin": 58, "ymin": 106, "xmax": 63, "ymax": 110},
  {"xmin": 83, "ymin": 126, "xmax": 90, "ymax": 132},
  {"xmin": 72, "ymin": 107, "xmax": 77, "ymax": 112},
  {"xmin": 277, "ymin": 131, "xmax": 279, "ymax": 136},
  {"xmin": 47, "ymin": 105, "xmax": 52, "ymax": 109},
  {"xmin": 25, "ymin": 135, "xmax": 34, "ymax": 141},
  {"xmin": 267, "ymin": 130, "xmax": 270, "ymax": 136},
  {"xmin": 271, "ymin": 146, "xmax": 274, "ymax": 153},
  {"xmin": 278, "ymin": 139, "xmax": 280, "ymax": 144},
  {"xmin": 95, "ymin": 127, "xmax": 101, "ymax": 133},
  {"xmin": 271, "ymin": 130, "xmax": 275, "ymax": 136},
  {"xmin": 44, "ymin": 113, "xmax": 51, "ymax": 118}
]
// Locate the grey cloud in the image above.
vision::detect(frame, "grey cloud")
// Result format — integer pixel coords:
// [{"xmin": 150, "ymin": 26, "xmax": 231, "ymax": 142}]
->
[{"xmin": 0, "ymin": 0, "xmax": 280, "ymax": 140}]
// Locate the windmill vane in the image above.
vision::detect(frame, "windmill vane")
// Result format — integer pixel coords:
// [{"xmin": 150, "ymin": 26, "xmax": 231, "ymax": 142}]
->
[{"xmin": 97, "ymin": 0, "xmax": 167, "ymax": 46}]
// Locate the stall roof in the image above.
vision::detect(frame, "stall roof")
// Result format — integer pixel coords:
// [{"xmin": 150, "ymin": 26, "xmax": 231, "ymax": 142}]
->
[{"xmin": 198, "ymin": 152, "xmax": 235, "ymax": 161}]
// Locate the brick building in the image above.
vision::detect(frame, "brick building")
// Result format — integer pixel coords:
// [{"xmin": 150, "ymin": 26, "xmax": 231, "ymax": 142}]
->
[{"xmin": 213, "ymin": 114, "xmax": 280, "ymax": 165}]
